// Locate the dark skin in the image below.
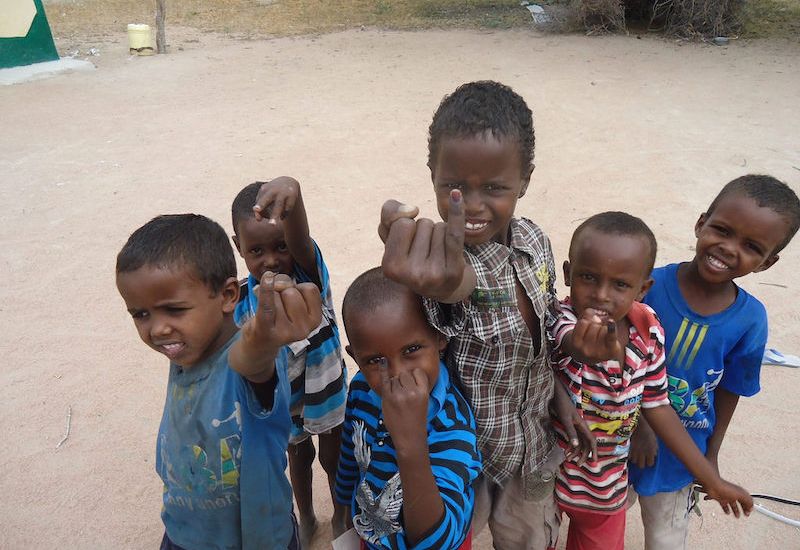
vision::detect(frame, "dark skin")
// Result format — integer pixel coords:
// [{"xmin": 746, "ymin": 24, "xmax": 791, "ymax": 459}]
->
[
  {"xmin": 631, "ymin": 193, "xmax": 787, "ymax": 478},
  {"xmin": 379, "ymin": 190, "xmax": 595, "ymax": 463},
  {"xmin": 241, "ymin": 176, "xmax": 347, "ymax": 542}
]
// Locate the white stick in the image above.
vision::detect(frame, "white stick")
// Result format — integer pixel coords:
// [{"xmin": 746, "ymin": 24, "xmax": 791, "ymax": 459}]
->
[
  {"xmin": 754, "ymin": 503, "xmax": 800, "ymax": 528},
  {"xmin": 56, "ymin": 405, "xmax": 72, "ymax": 449}
]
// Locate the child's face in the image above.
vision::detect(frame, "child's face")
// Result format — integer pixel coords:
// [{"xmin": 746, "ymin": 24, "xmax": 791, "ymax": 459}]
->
[
  {"xmin": 692, "ymin": 193, "xmax": 787, "ymax": 284},
  {"xmin": 564, "ymin": 229, "xmax": 653, "ymax": 323},
  {"xmin": 431, "ymin": 133, "xmax": 529, "ymax": 246},
  {"xmin": 233, "ymin": 217, "xmax": 294, "ymax": 281},
  {"xmin": 345, "ymin": 293, "xmax": 446, "ymax": 398},
  {"xmin": 116, "ymin": 265, "xmax": 238, "ymax": 368}
]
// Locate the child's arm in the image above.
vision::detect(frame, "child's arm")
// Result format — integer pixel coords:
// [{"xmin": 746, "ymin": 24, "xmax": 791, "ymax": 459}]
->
[
  {"xmin": 629, "ymin": 414, "xmax": 659, "ymax": 468},
  {"xmin": 550, "ymin": 376, "xmax": 596, "ymax": 465},
  {"xmin": 379, "ymin": 190, "xmax": 477, "ymax": 303},
  {"xmin": 642, "ymin": 405, "xmax": 753, "ymax": 517},
  {"xmin": 229, "ymin": 272, "xmax": 322, "ymax": 382},
  {"xmin": 253, "ymin": 177, "xmax": 319, "ymax": 287},
  {"xmin": 705, "ymin": 387, "xmax": 740, "ymax": 472},
  {"xmin": 377, "ymin": 360, "xmax": 445, "ymax": 544}
]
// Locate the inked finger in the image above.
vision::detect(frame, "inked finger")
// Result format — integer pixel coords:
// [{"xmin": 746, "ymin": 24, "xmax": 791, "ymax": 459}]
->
[
  {"xmin": 444, "ymin": 190, "xmax": 465, "ymax": 260},
  {"xmin": 378, "ymin": 358, "xmax": 391, "ymax": 391}
]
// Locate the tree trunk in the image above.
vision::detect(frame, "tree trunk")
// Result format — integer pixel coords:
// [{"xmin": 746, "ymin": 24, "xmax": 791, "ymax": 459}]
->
[{"xmin": 155, "ymin": 0, "xmax": 166, "ymax": 54}]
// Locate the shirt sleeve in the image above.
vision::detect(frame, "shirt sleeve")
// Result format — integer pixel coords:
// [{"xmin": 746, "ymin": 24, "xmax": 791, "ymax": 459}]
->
[
  {"xmin": 381, "ymin": 393, "xmax": 482, "ymax": 550},
  {"xmin": 548, "ymin": 299, "xmax": 577, "ymax": 352},
  {"xmin": 641, "ymin": 318, "xmax": 670, "ymax": 408},
  {"xmin": 422, "ymin": 297, "xmax": 469, "ymax": 339},
  {"xmin": 720, "ymin": 303, "xmax": 767, "ymax": 397},
  {"xmin": 334, "ymin": 386, "xmax": 359, "ymax": 506}
]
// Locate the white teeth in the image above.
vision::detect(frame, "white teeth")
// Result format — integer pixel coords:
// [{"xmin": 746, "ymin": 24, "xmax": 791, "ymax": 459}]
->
[
  {"xmin": 162, "ymin": 343, "xmax": 183, "ymax": 353},
  {"xmin": 707, "ymin": 255, "xmax": 729, "ymax": 270},
  {"xmin": 465, "ymin": 222, "xmax": 488, "ymax": 231}
]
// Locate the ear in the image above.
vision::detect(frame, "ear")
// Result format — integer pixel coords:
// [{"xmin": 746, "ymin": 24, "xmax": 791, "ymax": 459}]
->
[
  {"xmin": 519, "ymin": 164, "xmax": 534, "ymax": 198},
  {"xmin": 694, "ymin": 213, "xmax": 708, "ymax": 238},
  {"xmin": 637, "ymin": 277, "xmax": 654, "ymax": 301},
  {"xmin": 345, "ymin": 345, "xmax": 355, "ymax": 360},
  {"xmin": 231, "ymin": 234, "xmax": 242, "ymax": 255},
  {"xmin": 754, "ymin": 254, "xmax": 780, "ymax": 273},
  {"xmin": 220, "ymin": 276, "xmax": 240, "ymax": 313},
  {"xmin": 562, "ymin": 260, "xmax": 572, "ymax": 287}
]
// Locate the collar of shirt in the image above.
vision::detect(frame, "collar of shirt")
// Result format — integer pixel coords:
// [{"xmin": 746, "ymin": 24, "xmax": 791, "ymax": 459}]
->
[{"xmin": 465, "ymin": 217, "xmax": 538, "ymax": 272}]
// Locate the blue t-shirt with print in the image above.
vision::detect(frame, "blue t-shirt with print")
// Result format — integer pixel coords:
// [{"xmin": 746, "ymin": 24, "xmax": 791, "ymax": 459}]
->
[
  {"xmin": 156, "ymin": 332, "xmax": 294, "ymax": 549},
  {"xmin": 629, "ymin": 263, "xmax": 767, "ymax": 496}
]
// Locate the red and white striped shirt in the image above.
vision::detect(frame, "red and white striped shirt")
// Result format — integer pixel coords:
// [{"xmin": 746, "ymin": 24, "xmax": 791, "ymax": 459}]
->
[{"xmin": 550, "ymin": 299, "xmax": 669, "ymax": 512}]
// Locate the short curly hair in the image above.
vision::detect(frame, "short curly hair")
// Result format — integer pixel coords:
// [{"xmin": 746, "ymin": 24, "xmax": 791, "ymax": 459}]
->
[
  {"xmin": 427, "ymin": 81, "xmax": 534, "ymax": 178},
  {"xmin": 570, "ymin": 211, "xmax": 658, "ymax": 275},
  {"xmin": 706, "ymin": 174, "xmax": 800, "ymax": 254},
  {"xmin": 116, "ymin": 213, "xmax": 236, "ymax": 293}
]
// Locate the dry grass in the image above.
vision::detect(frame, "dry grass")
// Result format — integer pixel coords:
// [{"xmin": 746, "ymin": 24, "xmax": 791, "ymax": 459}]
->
[{"xmin": 44, "ymin": 0, "xmax": 532, "ymax": 40}]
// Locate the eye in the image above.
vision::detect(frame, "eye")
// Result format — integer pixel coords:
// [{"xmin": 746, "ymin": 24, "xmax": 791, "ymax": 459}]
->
[
  {"xmin": 579, "ymin": 273, "xmax": 595, "ymax": 282},
  {"xmin": 615, "ymin": 281, "xmax": 632, "ymax": 289},
  {"xmin": 484, "ymin": 183, "xmax": 505, "ymax": 193},
  {"xmin": 710, "ymin": 225, "xmax": 729, "ymax": 236},
  {"xmin": 746, "ymin": 242, "xmax": 764, "ymax": 255},
  {"xmin": 165, "ymin": 306, "xmax": 188, "ymax": 314},
  {"xmin": 403, "ymin": 344, "xmax": 422, "ymax": 355},
  {"xmin": 278, "ymin": 242, "xmax": 289, "ymax": 253},
  {"xmin": 366, "ymin": 356, "xmax": 385, "ymax": 365},
  {"xmin": 130, "ymin": 310, "xmax": 149, "ymax": 320},
  {"xmin": 250, "ymin": 247, "xmax": 263, "ymax": 255}
]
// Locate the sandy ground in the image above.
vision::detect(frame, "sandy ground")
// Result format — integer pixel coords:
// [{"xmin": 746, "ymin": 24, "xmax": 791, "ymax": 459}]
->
[{"xmin": 1, "ymin": 27, "xmax": 799, "ymax": 549}]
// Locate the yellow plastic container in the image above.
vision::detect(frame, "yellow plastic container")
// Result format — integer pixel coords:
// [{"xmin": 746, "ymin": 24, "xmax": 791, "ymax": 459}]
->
[{"xmin": 127, "ymin": 24, "xmax": 154, "ymax": 55}]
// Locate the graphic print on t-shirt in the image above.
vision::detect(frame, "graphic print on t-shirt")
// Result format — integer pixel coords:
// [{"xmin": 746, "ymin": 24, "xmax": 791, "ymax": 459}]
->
[{"xmin": 666, "ymin": 318, "xmax": 723, "ymax": 428}]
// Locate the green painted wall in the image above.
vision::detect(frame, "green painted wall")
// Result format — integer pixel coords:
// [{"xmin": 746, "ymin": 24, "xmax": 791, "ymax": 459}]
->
[{"xmin": 0, "ymin": 0, "xmax": 59, "ymax": 69}]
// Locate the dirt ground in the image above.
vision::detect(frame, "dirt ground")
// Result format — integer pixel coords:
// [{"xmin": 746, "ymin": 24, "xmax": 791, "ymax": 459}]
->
[{"xmin": 2, "ymin": 26, "xmax": 799, "ymax": 549}]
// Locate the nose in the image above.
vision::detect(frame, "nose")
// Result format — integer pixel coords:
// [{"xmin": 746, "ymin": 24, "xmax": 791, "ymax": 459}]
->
[
  {"xmin": 461, "ymin": 189, "xmax": 483, "ymax": 216},
  {"xmin": 262, "ymin": 252, "xmax": 281, "ymax": 271},
  {"xmin": 150, "ymin": 315, "xmax": 173, "ymax": 339},
  {"xmin": 595, "ymin": 282, "xmax": 611, "ymax": 303}
]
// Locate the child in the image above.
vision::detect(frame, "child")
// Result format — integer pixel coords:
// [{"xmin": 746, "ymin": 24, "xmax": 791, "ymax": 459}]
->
[
  {"xmin": 115, "ymin": 213, "xmax": 323, "ymax": 549},
  {"xmin": 378, "ymin": 80, "xmax": 593, "ymax": 549},
  {"xmin": 334, "ymin": 267, "xmax": 481, "ymax": 549},
  {"xmin": 551, "ymin": 211, "xmax": 753, "ymax": 550},
  {"xmin": 628, "ymin": 175, "xmax": 800, "ymax": 549},
  {"xmin": 231, "ymin": 177, "xmax": 349, "ymax": 544}
]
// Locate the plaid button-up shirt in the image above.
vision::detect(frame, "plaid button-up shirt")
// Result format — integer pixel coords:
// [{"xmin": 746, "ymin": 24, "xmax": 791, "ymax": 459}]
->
[{"xmin": 424, "ymin": 217, "xmax": 558, "ymax": 494}]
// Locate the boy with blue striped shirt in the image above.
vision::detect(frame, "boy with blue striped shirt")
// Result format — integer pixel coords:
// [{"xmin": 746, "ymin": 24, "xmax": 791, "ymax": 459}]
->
[
  {"xmin": 231, "ymin": 177, "xmax": 349, "ymax": 545},
  {"xmin": 335, "ymin": 267, "xmax": 481, "ymax": 549}
]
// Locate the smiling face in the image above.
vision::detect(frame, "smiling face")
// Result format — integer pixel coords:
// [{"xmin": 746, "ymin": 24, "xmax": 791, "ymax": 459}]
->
[
  {"xmin": 692, "ymin": 193, "xmax": 787, "ymax": 284},
  {"xmin": 431, "ymin": 133, "xmax": 529, "ymax": 246},
  {"xmin": 233, "ymin": 216, "xmax": 294, "ymax": 281},
  {"xmin": 345, "ymin": 291, "xmax": 446, "ymax": 397},
  {"xmin": 564, "ymin": 229, "xmax": 654, "ymax": 323},
  {"xmin": 116, "ymin": 265, "xmax": 238, "ymax": 368}
]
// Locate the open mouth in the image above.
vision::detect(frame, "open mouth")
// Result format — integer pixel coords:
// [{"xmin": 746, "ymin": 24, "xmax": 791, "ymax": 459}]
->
[
  {"xmin": 157, "ymin": 342, "xmax": 186, "ymax": 360},
  {"xmin": 706, "ymin": 254, "xmax": 731, "ymax": 271},
  {"xmin": 465, "ymin": 220, "xmax": 489, "ymax": 232}
]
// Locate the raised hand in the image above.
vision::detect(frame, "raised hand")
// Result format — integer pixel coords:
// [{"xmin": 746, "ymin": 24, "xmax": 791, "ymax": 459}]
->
[
  {"xmin": 380, "ymin": 190, "xmax": 474, "ymax": 302},
  {"xmin": 566, "ymin": 308, "xmax": 624, "ymax": 364},
  {"xmin": 253, "ymin": 176, "xmax": 301, "ymax": 224},
  {"xmin": 250, "ymin": 271, "xmax": 322, "ymax": 347},
  {"xmin": 378, "ymin": 360, "xmax": 430, "ymax": 450}
]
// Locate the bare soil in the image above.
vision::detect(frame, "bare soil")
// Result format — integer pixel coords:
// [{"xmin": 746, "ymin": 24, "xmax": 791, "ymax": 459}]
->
[{"xmin": 2, "ymin": 23, "xmax": 799, "ymax": 550}]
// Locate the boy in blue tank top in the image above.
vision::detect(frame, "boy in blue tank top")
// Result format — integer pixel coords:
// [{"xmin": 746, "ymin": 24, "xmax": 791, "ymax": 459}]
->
[
  {"xmin": 116, "ymin": 213, "xmax": 323, "ymax": 550},
  {"xmin": 628, "ymin": 175, "xmax": 800, "ymax": 549}
]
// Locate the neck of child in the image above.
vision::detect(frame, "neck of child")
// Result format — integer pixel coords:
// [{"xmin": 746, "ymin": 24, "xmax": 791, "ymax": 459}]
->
[{"xmin": 678, "ymin": 260, "xmax": 737, "ymax": 315}]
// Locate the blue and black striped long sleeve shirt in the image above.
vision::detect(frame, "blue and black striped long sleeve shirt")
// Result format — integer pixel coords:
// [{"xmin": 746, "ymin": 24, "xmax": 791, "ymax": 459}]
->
[{"xmin": 335, "ymin": 363, "xmax": 481, "ymax": 550}]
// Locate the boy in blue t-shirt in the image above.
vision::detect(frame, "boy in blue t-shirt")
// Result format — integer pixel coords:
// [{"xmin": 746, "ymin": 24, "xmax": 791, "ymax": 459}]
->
[
  {"xmin": 334, "ymin": 267, "xmax": 482, "ymax": 550},
  {"xmin": 231, "ymin": 177, "xmax": 349, "ymax": 545},
  {"xmin": 628, "ymin": 175, "xmax": 800, "ymax": 549},
  {"xmin": 116, "ymin": 213, "xmax": 323, "ymax": 550}
]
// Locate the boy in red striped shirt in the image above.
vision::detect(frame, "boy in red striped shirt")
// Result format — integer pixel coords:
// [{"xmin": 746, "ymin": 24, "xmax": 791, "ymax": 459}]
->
[{"xmin": 550, "ymin": 211, "xmax": 752, "ymax": 550}]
